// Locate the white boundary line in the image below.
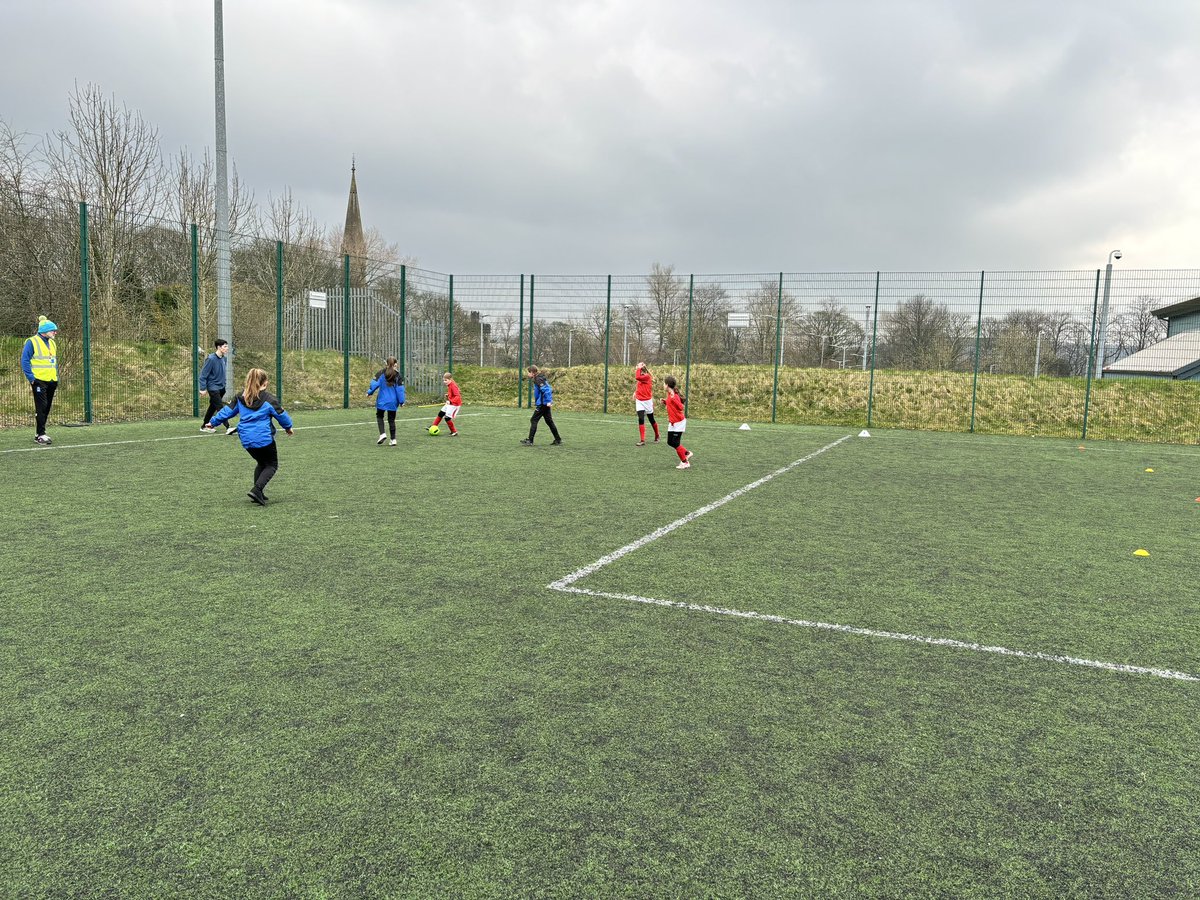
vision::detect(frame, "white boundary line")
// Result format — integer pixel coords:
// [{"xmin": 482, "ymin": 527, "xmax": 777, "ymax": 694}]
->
[
  {"xmin": 547, "ymin": 434, "xmax": 1200, "ymax": 683},
  {"xmin": 0, "ymin": 413, "xmax": 486, "ymax": 454},
  {"xmin": 551, "ymin": 435, "xmax": 854, "ymax": 589}
]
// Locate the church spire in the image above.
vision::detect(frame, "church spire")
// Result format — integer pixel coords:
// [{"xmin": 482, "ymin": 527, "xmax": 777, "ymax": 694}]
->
[{"xmin": 342, "ymin": 159, "xmax": 367, "ymax": 287}]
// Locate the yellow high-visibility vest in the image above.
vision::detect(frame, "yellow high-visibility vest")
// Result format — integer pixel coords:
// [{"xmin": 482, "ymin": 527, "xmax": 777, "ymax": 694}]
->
[{"xmin": 29, "ymin": 335, "xmax": 58, "ymax": 382}]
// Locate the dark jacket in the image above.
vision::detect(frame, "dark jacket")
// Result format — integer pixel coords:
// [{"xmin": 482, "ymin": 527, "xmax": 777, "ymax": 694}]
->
[{"xmin": 199, "ymin": 353, "xmax": 226, "ymax": 393}]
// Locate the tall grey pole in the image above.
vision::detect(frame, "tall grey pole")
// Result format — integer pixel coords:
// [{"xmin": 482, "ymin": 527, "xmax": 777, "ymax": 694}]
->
[
  {"xmin": 214, "ymin": 0, "xmax": 233, "ymax": 389},
  {"xmin": 1034, "ymin": 331, "xmax": 1042, "ymax": 377},
  {"xmin": 1093, "ymin": 251, "xmax": 1121, "ymax": 381}
]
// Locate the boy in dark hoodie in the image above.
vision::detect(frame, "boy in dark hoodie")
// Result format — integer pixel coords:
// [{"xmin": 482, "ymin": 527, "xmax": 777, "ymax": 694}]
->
[{"xmin": 521, "ymin": 365, "xmax": 562, "ymax": 446}]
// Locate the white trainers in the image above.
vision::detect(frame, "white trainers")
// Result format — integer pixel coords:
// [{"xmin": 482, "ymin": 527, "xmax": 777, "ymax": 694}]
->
[
  {"xmin": 225, "ymin": 426, "xmax": 238, "ymax": 435},
  {"xmin": 35, "ymin": 434, "xmax": 52, "ymax": 446},
  {"xmin": 676, "ymin": 461, "xmax": 690, "ymax": 469},
  {"xmin": 377, "ymin": 434, "xmax": 387, "ymax": 445},
  {"xmin": 685, "ymin": 450, "xmax": 693, "ymax": 462},
  {"xmin": 389, "ymin": 439, "xmax": 397, "ymax": 446},
  {"xmin": 201, "ymin": 424, "xmax": 216, "ymax": 433}
]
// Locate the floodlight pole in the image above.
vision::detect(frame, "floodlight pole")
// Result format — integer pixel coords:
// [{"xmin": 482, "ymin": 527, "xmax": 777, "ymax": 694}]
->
[
  {"xmin": 478, "ymin": 314, "xmax": 489, "ymax": 367},
  {"xmin": 213, "ymin": 0, "xmax": 233, "ymax": 390},
  {"xmin": 1093, "ymin": 250, "xmax": 1121, "ymax": 380}
]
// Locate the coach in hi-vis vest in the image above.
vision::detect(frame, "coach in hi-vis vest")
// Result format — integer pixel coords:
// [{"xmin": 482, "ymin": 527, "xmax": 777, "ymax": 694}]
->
[{"xmin": 20, "ymin": 316, "xmax": 59, "ymax": 446}]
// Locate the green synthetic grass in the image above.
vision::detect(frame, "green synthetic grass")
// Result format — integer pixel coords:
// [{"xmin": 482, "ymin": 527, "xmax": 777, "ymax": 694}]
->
[{"xmin": 2, "ymin": 410, "xmax": 1198, "ymax": 898}]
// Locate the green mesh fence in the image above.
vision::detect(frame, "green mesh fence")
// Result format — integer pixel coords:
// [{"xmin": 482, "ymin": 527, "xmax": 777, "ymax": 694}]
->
[{"xmin": 4, "ymin": 191, "xmax": 1200, "ymax": 444}]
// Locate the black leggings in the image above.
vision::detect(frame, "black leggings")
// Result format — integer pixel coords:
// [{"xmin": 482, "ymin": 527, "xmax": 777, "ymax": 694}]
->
[
  {"xmin": 31, "ymin": 380, "xmax": 57, "ymax": 436},
  {"xmin": 203, "ymin": 390, "xmax": 225, "ymax": 426},
  {"xmin": 637, "ymin": 410, "xmax": 657, "ymax": 428},
  {"xmin": 246, "ymin": 442, "xmax": 279, "ymax": 492},
  {"xmin": 529, "ymin": 405, "xmax": 560, "ymax": 441},
  {"xmin": 376, "ymin": 409, "xmax": 397, "ymax": 438},
  {"xmin": 668, "ymin": 431, "xmax": 683, "ymax": 448}
]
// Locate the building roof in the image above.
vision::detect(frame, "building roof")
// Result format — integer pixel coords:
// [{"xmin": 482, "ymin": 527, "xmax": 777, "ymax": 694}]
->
[
  {"xmin": 1103, "ymin": 330, "xmax": 1200, "ymax": 378},
  {"xmin": 1151, "ymin": 296, "xmax": 1200, "ymax": 319}
]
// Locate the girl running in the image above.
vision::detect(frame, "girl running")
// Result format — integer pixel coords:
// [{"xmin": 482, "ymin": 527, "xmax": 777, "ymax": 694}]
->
[
  {"xmin": 663, "ymin": 375, "xmax": 693, "ymax": 469},
  {"xmin": 367, "ymin": 356, "xmax": 405, "ymax": 445},
  {"xmin": 209, "ymin": 368, "xmax": 294, "ymax": 505},
  {"xmin": 429, "ymin": 372, "xmax": 461, "ymax": 436}
]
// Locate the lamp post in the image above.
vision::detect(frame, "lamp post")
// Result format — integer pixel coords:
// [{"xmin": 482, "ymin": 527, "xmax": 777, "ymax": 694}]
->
[
  {"xmin": 478, "ymin": 314, "xmax": 489, "ymax": 367},
  {"xmin": 567, "ymin": 327, "xmax": 575, "ymax": 367},
  {"xmin": 1034, "ymin": 329, "xmax": 1043, "ymax": 378},
  {"xmin": 1094, "ymin": 250, "xmax": 1122, "ymax": 380}
]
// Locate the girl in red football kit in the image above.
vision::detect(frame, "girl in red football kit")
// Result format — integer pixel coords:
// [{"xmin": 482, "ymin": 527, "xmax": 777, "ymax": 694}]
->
[
  {"xmin": 663, "ymin": 375, "xmax": 693, "ymax": 469},
  {"xmin": 429, "ymin": 372, "xmax": 461, "ymax": 435},
  {"xmin": 633, "ymin": 362, "xmax": 660, "ymax": 446}
]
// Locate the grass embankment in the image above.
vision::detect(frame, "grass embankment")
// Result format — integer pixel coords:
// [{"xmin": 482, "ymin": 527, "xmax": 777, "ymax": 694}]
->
[{"xmin": 3, "ymin": 339, "xmax": 1199, "ymax": 443}]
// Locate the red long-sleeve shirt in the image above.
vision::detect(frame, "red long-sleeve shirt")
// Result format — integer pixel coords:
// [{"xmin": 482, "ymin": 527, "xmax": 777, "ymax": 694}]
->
[
  {"xmin": 665, "ymin": 391, "xmax": 685, "ymax": 424},
  {"xmin": 445, "ymin": 379, "xmax": 462, "ymax": 405},
  {"xmin": 634, "ymin": 368, "xmax": 653, "ymax": 401}
]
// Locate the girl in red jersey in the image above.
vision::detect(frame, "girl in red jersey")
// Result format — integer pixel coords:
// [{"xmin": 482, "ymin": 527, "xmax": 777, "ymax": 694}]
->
[
  {"xmin": 429, "ymin": 371, "xmax": 461, "ymax": 435},
  {"xmin": 633, "ymin": 362, "xmax": 660, "ymax": 446},
  {"xmin": 663, "ymin": 375, "xmax": 693, "ymax": 469}
]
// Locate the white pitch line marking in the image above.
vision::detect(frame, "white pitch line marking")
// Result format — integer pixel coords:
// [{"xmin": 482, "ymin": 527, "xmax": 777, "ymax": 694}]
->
[
  {"xmin": 0, "ymin": 413, "xmax": 489, "ymax": 454},
  {"xmin": 547, "ymin": 434, "xmax": 1199, "ymax": 683},
  {"xmin": 550, "ymin": 435, "xmax": 854, "ymax": 590},
  {"xmin": 555, "ymin": 586, "xmax": 1199, "ymax": 682}
]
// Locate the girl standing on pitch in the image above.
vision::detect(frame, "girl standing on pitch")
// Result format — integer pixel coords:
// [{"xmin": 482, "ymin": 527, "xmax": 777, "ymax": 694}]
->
[
  {"xmin": 209, "ymin": 368, "xmax": 294, "ymax": 505},
  {"xmin": 521, "ymin": 365, "xmax": 562, "ymax": 445},
  {"xmin": 633, "ymin": 361, "xmax": 659, "ymax": 445},
  {"xmin": 663, "ymin": 375, "xmax": 693, "ymax": 469},
  {"xmin": 429, "ymin": 371, "xmax": 461, "ymax": 436},
  {"xmin": 367, "ymin": 356, "xmax": 405, "ymax": 445}
]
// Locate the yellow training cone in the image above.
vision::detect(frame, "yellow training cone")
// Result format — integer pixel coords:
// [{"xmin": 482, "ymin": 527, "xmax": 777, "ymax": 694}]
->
[
  {"xmin": 1145, "ymin": 468, "xmax": 1155, "ymax": 473},
  {"xmin": 1133, "ymin": 549, "xmax": 1150, "ymax": 557}
]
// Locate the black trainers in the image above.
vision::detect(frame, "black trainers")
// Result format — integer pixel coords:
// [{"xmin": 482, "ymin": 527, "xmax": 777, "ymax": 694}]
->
[
  {"xmin": 520, "ymin": 439, "xmax": 534, "ymax": 445},
  {"xmin": 248, "ymin": 488, "xmax": 267, "ymax": 506},
  {"xmin": 551, "ymin": 439, "xmax": 562, "ymax": 445}
]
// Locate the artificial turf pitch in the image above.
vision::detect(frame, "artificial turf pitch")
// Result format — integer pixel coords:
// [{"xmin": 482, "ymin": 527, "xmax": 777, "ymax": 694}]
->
[{"xmin": 2, "ymin": 407, "xmax": 1198, "ymax": 897}]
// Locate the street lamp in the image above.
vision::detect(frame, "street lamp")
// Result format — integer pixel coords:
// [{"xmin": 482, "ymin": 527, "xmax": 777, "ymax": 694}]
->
[
  {"xmin": 567, "ymin": 327, "xmax": 575, "ymax": 367},
  {"xmin": 1094, "ymin": 250, "xmax": 1122, "ymax": 379},
  {"xmin": 478, "ymin": 314, "xmax": 490, "ymax": 367}
]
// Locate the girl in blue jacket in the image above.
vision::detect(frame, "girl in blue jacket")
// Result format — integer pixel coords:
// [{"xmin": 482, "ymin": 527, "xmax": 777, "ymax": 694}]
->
[
  {"xmin": 210, "ymin": 368, "xmax": 294, "ymax": 506},
  {"xmin": 367, "ymin": 357, "xmax": 406, "ymax": 445}
]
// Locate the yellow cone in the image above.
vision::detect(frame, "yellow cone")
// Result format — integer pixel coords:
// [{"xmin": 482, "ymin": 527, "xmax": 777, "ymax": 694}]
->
[
  {"xmin": 1133, "ymin": 549, "xmax": 1150, "ymax": 557},
  {"xmin": 1145, "ymin": 468, "xmax": 1154, "ymax": 473}
]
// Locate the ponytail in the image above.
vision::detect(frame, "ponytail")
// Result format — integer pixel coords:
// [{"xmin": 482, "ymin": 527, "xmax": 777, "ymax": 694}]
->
[{"xmin": 243, "ymin": 368, "xmax": 268, "ymax": 406}]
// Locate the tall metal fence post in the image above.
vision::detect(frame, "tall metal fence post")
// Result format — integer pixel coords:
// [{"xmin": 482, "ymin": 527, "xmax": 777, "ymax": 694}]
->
[
  {"xmin": 399, "ymin": 264, "xmax": 407, "ymax": 381},
  {"xmin": 684, "ymin": 274, "xmax": 694, "ymax": 415},
  {"xmin": 343, "ymin": 255, "xmax": 351, "ymax": 409},
  {"xmin": 275, "ymin": 240, "xmax": 283, "ymax": 401},
  {"xmin": 447, "ymin": 274, "xmax": 455, "ymax": 372},
  {"xmin": 527, "ymin": 274, "xmax": 535, "ymax": 407},
  {"xmin": 866, "ymin": 272, "xmax": 880, "ymax": 428},
  {"xmin": 191, "ymin": 224, "xmax": 200, "ymax": 418},
  {"xmin": 1081, "ymin": 269, "xmax": 1102, "ymax": 440},
  {"xmin": 603, "ymin": 274, "xmax": 612, "ymax": 413},
  {"xmin": 79, "ymin": 202, "xmax": 93, "ymax": 423},
  {"xmin": 771, "ymin": 272, "xmax": 783, "ymax": 423},
  {"xmin": 517, "ymin": 274, "xmax": 524, "ymax": 407},
  {"xmin": 969, "ymin": 270, "xmax": 985, "ymax": 433}
]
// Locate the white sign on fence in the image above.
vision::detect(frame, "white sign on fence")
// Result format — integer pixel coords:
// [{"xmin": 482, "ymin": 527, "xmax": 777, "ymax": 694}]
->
[
  {"xmin": 727, "ymin": 312, "xmax": 750, "ymax": 328},
  {"xmin": 308, "ymin": 290, "xmax": 328, "ymax": 309}
]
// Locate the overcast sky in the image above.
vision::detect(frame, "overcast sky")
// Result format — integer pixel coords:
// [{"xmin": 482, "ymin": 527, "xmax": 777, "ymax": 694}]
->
[{"xmin": 2, "ymin": 0, "xmax": 1199, "ymax": 275}]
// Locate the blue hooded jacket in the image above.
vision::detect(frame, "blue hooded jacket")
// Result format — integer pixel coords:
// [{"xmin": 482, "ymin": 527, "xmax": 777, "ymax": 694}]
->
[
  {"xmin": 367, "ymin": 369, "xmax": 406, "ymax": 411},
  {"xmin": 210, "ymin": 391, "xmax": 293, "ymax": 449},
  {"xmin": 532, "ymin": 375, "xmax": 553, "ymax": 407}
]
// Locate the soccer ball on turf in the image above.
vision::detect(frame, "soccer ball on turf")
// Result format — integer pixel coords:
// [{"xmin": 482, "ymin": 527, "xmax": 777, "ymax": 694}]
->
[{"xmin": 428, "ymin": 425, "xmax": 440, "ymax": 436}]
